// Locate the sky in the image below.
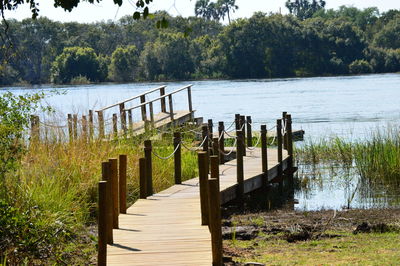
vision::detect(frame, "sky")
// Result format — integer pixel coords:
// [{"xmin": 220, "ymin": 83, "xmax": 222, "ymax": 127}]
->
[{"xmin": 6, "ymin": 0, "xmax": 400, "ymax": 23}]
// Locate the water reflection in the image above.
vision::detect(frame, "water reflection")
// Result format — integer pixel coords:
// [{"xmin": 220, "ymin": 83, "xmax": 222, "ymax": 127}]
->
[{"xmin": 295, "ymin": 164, "xmax": 400, "ymax": 210}]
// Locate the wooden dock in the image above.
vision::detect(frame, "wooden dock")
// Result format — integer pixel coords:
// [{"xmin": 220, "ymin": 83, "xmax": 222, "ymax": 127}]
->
[{"xmin": 106, "ymin": 147, "xmax": 291, "ymax": 265}]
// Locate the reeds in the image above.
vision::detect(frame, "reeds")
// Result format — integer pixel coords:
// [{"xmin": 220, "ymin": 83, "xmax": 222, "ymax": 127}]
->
[{"xmin": 295, "ymin": 125, "xmax": 400, "ymax": 186}]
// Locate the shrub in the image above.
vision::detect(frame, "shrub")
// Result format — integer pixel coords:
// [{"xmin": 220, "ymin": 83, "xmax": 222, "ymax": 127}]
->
[{"xmin": 349, "ymin": 59, "xmax": 373, "ymax": 74}]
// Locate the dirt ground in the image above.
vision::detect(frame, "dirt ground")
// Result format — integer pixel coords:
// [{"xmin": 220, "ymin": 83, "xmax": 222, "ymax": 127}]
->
[{"xmin": 222, "ymin": 208, "xmax": 400, "ymax": 265}]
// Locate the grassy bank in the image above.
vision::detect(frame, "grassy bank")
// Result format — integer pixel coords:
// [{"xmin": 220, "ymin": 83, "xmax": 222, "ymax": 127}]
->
[
  {"xmin": 1, "ymin": 126, "xmax": 199, "ymax": 264},
  {"xmin": 224, "ymin": 209, "xmax": 400, "ymax": 265}
]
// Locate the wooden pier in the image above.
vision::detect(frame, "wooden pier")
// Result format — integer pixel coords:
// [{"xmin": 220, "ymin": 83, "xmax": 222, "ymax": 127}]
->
[
  {"xmin": 106, "ymin": 148, "xmax": 290, "ymax": 265},
  {"xmin": 97, "ymin": 114, "xmax": 297, "ymax": 266}
]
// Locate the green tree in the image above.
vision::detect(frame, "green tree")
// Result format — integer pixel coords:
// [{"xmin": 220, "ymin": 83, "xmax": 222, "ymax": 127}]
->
[
  {"xmin": 285, "ymin": 0, "xmax": 326, "ymax": 20},
  {"xmin": 51, "ymin": 46, "xmax": 106, "ymax": 84},
  {"xmin": 195, "ymin": 0, "xmax": 220, "ymax": 21},
  {"xmin": 217, "ymin": 0, "xmax": 238, "ymax": 24},
  {"xmin": 139, "ymin": 33, "xmax": 194, "ymax": 80},
  {"xmin": 109, "ymin": 45, "xmax": 139, "ymax": 82},
  {"xmin": 373, "ymin": 17, "xmax": 400, "ymax": 49}
]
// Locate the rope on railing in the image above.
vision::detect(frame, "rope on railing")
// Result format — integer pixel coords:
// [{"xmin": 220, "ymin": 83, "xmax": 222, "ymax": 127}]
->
[
  {"xmin": 181, "ymin": 135, "xmax": 208, "ymax": 152},
  {"xmin": 225, "ymin": 120, "xmax": 236, "ymax": 131},
  {"xmin": 219, "ymin": 137, "xmax": 237, "ymax": 156},
  {"xmin": 246, "ymin": 133, "xmax": 262, "ymax": 151},
  {"xmin": 39, "ymin": 121, "xmax": 68, "ymax": 129},
  {"xmin": 151, "ymin": 142, "xmax": 181, "ymax": 160}
]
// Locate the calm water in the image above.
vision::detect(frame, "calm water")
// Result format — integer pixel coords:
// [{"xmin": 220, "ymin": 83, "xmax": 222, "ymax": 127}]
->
[{"xmin": 2, "ymin": 73, "xmax": 400, "ymax": 210}]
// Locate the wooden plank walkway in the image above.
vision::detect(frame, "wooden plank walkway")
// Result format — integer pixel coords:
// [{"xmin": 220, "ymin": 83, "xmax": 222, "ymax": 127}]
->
[
  {"xmin": 130, "ymin": 110, "xmax": 194, "ymax": 136},
  {"xmin": 107, "ymin": 147, "xmax": 289, "ymax": 265}
]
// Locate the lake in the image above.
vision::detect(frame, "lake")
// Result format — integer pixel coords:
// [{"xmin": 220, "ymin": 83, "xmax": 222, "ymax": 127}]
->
[{"xmin": 3, "ymin": 73, "xmax": 400, "ymax": 210}]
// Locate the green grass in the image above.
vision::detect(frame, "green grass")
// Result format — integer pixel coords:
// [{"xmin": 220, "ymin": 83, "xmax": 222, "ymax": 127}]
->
[
  {"xmin": 295, "ymin": 126, "xmax": 400, "ymax": 185},
  {"xmin": 226, "ymin": 231, "xmax": 400, "ymax": 265},
  {"xmin": 1, "ymin": 124, "xmax": 200, "ymax": 264}
]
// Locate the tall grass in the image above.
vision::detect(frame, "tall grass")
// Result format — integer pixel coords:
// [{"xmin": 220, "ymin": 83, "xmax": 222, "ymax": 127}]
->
[
  {"xmin": 295, "ymin": 125, "xmax": 400, "ymax": 185},
  {"xmin": 2, "ymin": 123, "xmax": 200, "ymax": 264}
]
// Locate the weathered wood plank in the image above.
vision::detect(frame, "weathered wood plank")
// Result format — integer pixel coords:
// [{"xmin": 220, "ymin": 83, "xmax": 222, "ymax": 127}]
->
[{"xmin": 107, "ymin": 147, "xmax": 290, "ymax": 265}]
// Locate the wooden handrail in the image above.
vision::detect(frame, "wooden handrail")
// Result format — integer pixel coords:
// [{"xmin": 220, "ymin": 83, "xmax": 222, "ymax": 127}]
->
[
  {"xmin": 123, "ymin": 85, "xmax": 192, "ymax": 112},
  {"xmin": 95, "ymin": 85, "xmax": 167, "ymax": 112}
]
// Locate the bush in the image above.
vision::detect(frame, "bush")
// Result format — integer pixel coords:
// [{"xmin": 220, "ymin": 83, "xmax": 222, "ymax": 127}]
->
[
  {"xmin": 51, "ymin": 47, "xmax": 107, "ymax": 84},
  {"xmin": 349, "ymin": 59, "xmax": 373, "ymax": 74}
]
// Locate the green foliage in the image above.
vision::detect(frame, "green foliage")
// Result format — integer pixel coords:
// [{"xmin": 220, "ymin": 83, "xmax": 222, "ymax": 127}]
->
[
  {"xmin": 195, "ymin": 0, "xmax": 238, "ymax": 23},
  {"xmin": 1, "ymin": 5, "xmax": 400, "ymax": 84},
  {"xmin": 349, "ymin": 59, "xmax": 372, "ymax": 74},
  {"xmin": 286, "ymin": 0, "xmax": 326, "ymax": 20},
  {"xmin": 0, "ymin": 91, "xmax": 48, "ymax": 187},
  {"xmin": 373, "ymin": 16, "xmax": 400, "ymax": 49},
  {"xmin": 139, "ymin": 33, "xmax": 194, "ymax": 80},
  {"xmin": 51, "ymin": 46, "xmax": 107, "ymax": 84},
  {"xmin": 109, "ymin": 45, "xmax": 139, "ymax": 82}
]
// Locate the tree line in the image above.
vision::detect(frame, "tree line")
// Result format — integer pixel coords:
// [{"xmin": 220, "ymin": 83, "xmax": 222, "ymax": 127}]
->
[{"xmin": 0, "ymin": 5, "xmax": 400, "ymax": 85}]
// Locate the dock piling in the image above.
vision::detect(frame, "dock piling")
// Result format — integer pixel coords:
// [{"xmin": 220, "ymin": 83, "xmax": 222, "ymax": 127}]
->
[
  {"xmin": 198, "ymin": 151, "xmax": 209, "ymax": 226},
  {"xmin": 139, "ymin": 158, "xmax": 147, "ymax": 199},
  {"xmin": 174, "ymin": 132, "xmax": 182, "ymax": 184},
  {"xmin": 98, "ymin": 181, "xmax": 107, "ymax": 266},
  {"xmin": 119, "ymin": 154, "xmax": 127, "ymax": 214},
  {"xmin": 101, "ymin": 162, "xmax": 113, "ymax": 244},
  {"xmin": 144, "ymin": 140, "xmax": 153, "ymax": 196},
  {"xmin": 218, "ymin": 122, "xmax": 225, "ymax": 164},
  {"xmin": 261, "ymin": 125, "xmax": 268, "ymax": 187},
  {"xmin": 246, "ymin": 116, "xmax": 252, "ymax": 147},
  {"xmin": 109, "ymin": 158, "xmax": 119, "ymax": 229},
  {"xmin": 236, "ymin": 130, "xmax": 244, "ymax": 200},
  {"xmin": 208, "ymin": 178, "xmax": 223, "ymax": 266}
]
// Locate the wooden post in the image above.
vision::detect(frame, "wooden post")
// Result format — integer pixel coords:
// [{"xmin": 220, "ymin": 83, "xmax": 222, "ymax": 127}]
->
[
  {"xmin": 212, "ymin": 137, "xmax": 219, "ymax": 160},
  {"xmin": 160, "ymin": 86, "xmax": 167, "ymax": 112},
  {"xmin": 187, "ymin": 86, "xmax": 193, "ymax": 113},
  {"xmin": 240, "ymin": 115, "xmax": 246, "ymax": 156},
  {"xmin": 89, "ymin": 110, "xmax": 94, "ymax": 140},
  {"xmin": 286, "ymin": 114, "xmax": 294, "ymax": 167},
  {"xmin": 208, "ymin": 178, "xmax": 223, "ymax": 266},
  {"xmin": 139, "ymin": 158, "xmax": 147, "ymax": 199},
  {"xmin": 140, "ymin": 95, "xmax": 147, "ymax": 121},
  {"xmin": 119, "ymin": 154, "xmax": 127, "ymax": 214},
  {"xmin": 30, "ymin": 115, "xmax": 39, "ymax": 142},
  {"xmin": 235, "ymin": 113, "xmax": 240, "ymax": 130},
  {"xmin": 198, "ymin": 151, "xmax": 209, "ymax": 226},
  {"xmin": 144, "ymin": 140, "xmax": 153, "ymax": 196},
  {"xmin": 112, "ymin": 114, "xmax": 118, "ymax": 138},
  {"xmin": 286, "ymin": 115, "xmax": 293, "ymax": 156},
  {"xmin": 208, "ymin": 119, "xmax": 213, "ymax": 153},
  {"xmin": 82, "ymin": 115, "xmax": 88, "ymax": 141},
  {"xmin": 168, "ymin": 94, "xmax": 174, "ymax": 122},
  {"xmin": 236, "ymin": 130, "xmax": 244, "ymax": 200},
  {"xmin": 210, "ymin": 155, "xmax": 220, "ymax": 191},
  {"xmin": 128, "ymin": 110, "xmax": 133, "ymax": 131},
  {"xmin": 101, "ymin": 162, "xmax": 113, "ymax": 244},
  {"xmin": 67, "ymin": 114, "xmax": 73, "ymax": 141},
  {"xmin": 201, "ymin": 124, "xmax": 209, "ymax": 174},
  {"xmin": 73, "ymin": 114, "xmax": 78, "ymax": 139},
  {"xmin": 109, "ymin": 158, "xmax": 119, "ymax": 229},
  {"xmin": 282, "ymin": 112, "xmax": 288, "ymax": 150},
  {"xmin": 98, "ymin": 111, "xmax": 105, "ymax": 139},
  {"xmin": 218, "ymin": 122, "xmax": 225, "ymax": 165},
  {"xmin": 261, "ymin": 125, "xmax": 268, "ymax": 187},
  {"xmin": 174, "ymin": 132, "xmax": 182, "ymax": 184},
  {"xmin": 149, "ymin": 102, "xmax": 155, "ymax": 128},
  {"xmin": 120, "ymin": 103, "xmax": 127, "ymax": 134},
  {"xmin": 246, "ymin": 116, "xmax": 252, "ymax": 147},
  {"xmin": 98, "ymin": 181, "xmax": 107, "ymax": 266},
  {"xmin": 277, "ymin": 119, "xmax": 283, "ymax": 189}
]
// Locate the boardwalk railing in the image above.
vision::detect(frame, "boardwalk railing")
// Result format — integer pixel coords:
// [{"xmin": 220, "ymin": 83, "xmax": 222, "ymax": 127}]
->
[
  {"xmin": 123, "ymin": 84, "xmax": 193, "ymax": 129},
  {"xmin": 96, "ymin": 113, "xmax": 296, "ymax": 265},
  {"xmin": 29, "ymin": 85, "xmax": 195, "ymax": 143}
]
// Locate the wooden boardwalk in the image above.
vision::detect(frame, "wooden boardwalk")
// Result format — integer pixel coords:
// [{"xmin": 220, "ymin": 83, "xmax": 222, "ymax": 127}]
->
[{"xmin": 107, "ymin": 148, "xmax": 290, "ymax": 265}]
